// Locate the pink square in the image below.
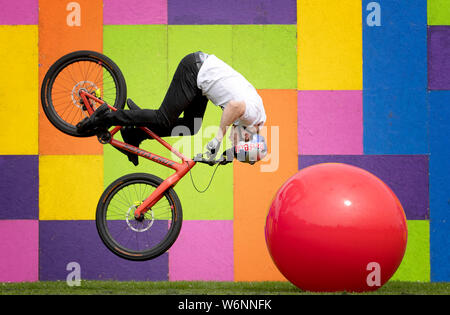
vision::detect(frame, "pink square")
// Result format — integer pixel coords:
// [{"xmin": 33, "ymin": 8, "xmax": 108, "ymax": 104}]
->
[
  {"xmin": 103, "ymin": 0, "xmax": 167, "ymax": 25},
  {"xmin": 0, "ymin": 0, "xmax": 38, "ymax": 25},
  {"xmin": 0, "ymin": 220, "xmax": 38, "ymax": 282},
  {"xmin": 169, "ymin": 221, "xmax": 234, "ymax": 281},
  {"xmin": 298, "ymin": 91, "xmax": 363, "ymax": 155}
]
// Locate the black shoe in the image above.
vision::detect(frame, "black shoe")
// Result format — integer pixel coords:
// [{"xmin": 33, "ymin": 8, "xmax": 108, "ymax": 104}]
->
[
  {"xmin": 114, "ymin": 100, "xmax": 147, "ymax": 166},
  {"xmin": 76, "ymin": 104, "xmax": 110, "ymax": 134},
  {"xmin": 127, "ymin": 98, "xmax": 142, "ymax": 110},
  {"xmin": 118, "ymin": 126, "xmax": 151, "ymax": 166}
]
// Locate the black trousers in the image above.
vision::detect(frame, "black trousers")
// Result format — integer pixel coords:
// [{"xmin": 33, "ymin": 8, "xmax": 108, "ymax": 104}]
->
[{"xmin": 105, "ymin": 52, "xmax": 208, "ymax": 137}]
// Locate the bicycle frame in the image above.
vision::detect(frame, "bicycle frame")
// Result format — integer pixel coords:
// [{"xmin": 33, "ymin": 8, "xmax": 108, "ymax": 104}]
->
[{"xmin": 79, "ymin": 90, "xmax": 196, "ymax": 219}]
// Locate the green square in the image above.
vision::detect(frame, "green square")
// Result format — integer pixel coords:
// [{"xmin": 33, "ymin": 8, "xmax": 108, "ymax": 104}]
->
[
  {"xmin": 167, "ymin": 25, "xmax": 234, "ymax": 220},
  {"xmin": 428, "ymin": 0, "xmax": 450, "ymax": 25},
  {"xmin": 103, "ymin": 25, "xmax": 171, "ymax": 189},
  {"xmin": 103, "ymin": 25, "xmax": 168, "ymax": 108},
  {"xmin": 232, "ymin": 25, "xmax": 297, "ymax": 89},
  {"xmin": 168, "ymin": 25, "xmax": 233, "ymax": 78},
  {"xmin": 104, "ymin": 125, "xmax": 234, "ymax": 221},
  {"xmin": 391, "ymin": 220, "xmax": 430, "ymax": 282}
]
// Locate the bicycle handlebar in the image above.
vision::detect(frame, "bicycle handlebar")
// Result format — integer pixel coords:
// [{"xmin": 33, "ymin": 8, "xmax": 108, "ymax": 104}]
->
[{"xmin": 193, "ymin": 148, "xmax": 235, "ymax": 166}]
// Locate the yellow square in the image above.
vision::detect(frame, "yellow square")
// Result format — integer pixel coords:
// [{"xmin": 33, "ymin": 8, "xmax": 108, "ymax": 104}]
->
[
  {"xmin": 298, "ymin": 0, "xmax": 362, "ymax": 90},
  {"xmin": 39, "ymin": 155, "xmax": 103, "ymax": 220},
  {"xmin": 0, "ymin": 26, "xmax": 38, "ymax": 154}
]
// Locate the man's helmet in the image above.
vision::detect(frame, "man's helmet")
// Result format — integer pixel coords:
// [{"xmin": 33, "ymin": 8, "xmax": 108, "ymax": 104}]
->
[{"xmin": 234, "ymin": 129, "xmax": 267, "ymax": 164}]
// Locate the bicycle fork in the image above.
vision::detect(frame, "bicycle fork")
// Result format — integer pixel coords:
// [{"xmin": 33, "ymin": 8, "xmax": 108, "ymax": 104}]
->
[{"xmin": 133, "ymin": 162, "xmax": 193, "ymax": 221}]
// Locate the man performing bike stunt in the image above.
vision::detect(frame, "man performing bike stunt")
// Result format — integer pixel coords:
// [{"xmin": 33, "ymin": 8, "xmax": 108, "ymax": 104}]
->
[{"xmin": 76, "ymin": 51, "xmax": 267, "ymax": 165}]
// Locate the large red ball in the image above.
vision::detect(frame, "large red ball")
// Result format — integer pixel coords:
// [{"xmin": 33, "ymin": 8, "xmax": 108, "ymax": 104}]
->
[{"xmin": 265, "ymin": 163, "xmax": 408, "ymax": 292}]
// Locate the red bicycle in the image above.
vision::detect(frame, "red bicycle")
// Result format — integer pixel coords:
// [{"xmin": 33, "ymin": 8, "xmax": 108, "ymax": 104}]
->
[{"xmin": 41, "ymin": 51, "xmax": 232, "ymax": 261}]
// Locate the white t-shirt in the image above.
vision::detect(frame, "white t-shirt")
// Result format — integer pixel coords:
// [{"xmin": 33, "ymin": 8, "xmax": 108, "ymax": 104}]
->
[{"xmin": 197, "ymin": 54, "xmax": 266, "ymax": 128}]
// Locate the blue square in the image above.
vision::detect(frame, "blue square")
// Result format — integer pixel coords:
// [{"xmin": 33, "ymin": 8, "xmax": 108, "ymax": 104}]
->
[
  {"xmin": 429, "ymin": 90, "xmax": 450, "ymax": 282},
  {"xmin": 362, "ymin": 0, "xmax": 427, "ymax": 90},
  {"xmin": 363, "ymin": 88, "xmax": 428, "ymax": 154}
]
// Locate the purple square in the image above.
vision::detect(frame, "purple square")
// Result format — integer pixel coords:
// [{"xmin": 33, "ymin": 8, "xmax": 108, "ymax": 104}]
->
[
  {"xmin": 0, "ymin": 155, "xmax": 38, "ymax": 219},
  {"xmin": 428, "ymin": 26, "xmax": 450, "ymax": 90},
  {"xmin": 39, "ymin": 221, "xmax": 168, "ymax": 281},
  {"xmin": 168, "ymin": 0, "xmax": 296, "ymax": 25},
  {"xmin": 298, "ymin": 155, "xmax": 429, "ymax": 220}
]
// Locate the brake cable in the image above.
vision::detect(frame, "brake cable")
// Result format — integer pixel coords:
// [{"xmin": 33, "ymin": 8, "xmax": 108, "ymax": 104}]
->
[{"xmin": 186, "ymin": 160, "xmax": 222, "ymax": 193}]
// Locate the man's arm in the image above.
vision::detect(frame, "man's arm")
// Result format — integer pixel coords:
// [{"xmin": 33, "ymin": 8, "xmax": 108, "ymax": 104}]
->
[
  {"xmin": 215, "ymin": 100, "xmax": 246, "ymax": 141},
  {"xmin": 205, "ymin": 100, "xmax": 246, "ymax": 158}
]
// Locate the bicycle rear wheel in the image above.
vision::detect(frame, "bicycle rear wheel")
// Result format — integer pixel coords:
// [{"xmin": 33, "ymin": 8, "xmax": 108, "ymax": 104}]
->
[
  {"xmin": 41, "ymin": 50, "xmax": 127, "ymax": 137},
  {"xmin": 96, "ymin": 173, "xmax": 183, "ymax": 261}
]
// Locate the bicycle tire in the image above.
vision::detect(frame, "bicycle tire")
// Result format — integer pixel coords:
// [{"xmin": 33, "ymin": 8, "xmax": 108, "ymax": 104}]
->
[
  {"xmin": 96, "ymin": 173, "xmax": 183, "ymax": 261},
  {"xmin": 41, "ymin": 50, "xmax": 127, "ymax": 137}
]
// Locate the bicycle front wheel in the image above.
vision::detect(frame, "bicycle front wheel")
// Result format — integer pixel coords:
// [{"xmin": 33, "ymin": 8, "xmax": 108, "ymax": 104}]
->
[
  {"xmin": 96, "ymin": 173, "xmax": 183, "ymax": 261},
  {"xmin": 41, "ymin": 50, "xmax": 127, "ymax": 137}
]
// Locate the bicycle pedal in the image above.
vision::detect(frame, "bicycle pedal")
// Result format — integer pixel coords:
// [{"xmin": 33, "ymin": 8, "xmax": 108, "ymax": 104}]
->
[
  {"xmin": 94, "ymin": 88, "xmax": 102, "ymax": 98},
  {"xmin": 97, "ymin": 130, "xmax": 111, "ymax": 144}
]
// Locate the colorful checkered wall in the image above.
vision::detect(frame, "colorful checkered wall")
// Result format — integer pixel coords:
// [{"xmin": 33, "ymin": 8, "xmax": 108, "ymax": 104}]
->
[{"xmin": 0, "ymin": 0, "xmax": 448, "ymax": 283}]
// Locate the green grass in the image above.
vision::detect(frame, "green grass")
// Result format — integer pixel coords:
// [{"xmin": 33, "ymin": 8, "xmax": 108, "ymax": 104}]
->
[{"xmin": 0, "ymin": 281, "xmax": 449, "ymax": 295}]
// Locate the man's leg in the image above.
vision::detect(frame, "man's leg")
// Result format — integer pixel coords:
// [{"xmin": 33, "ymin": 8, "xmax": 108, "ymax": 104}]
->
[
  {"xmin": 97, "ymin": 52, "xmax": 203, "ymax": 136},
  {"xmin": 101, "ymin": 52, "xmax": 207, "ymax": 165},
  {"xmin": 173, "ymin": 94, "xmax": 208, "ymax": 136}
]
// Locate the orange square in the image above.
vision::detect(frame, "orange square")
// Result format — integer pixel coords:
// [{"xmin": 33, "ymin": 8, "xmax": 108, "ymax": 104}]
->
[
  {"xmin": 233, "ymin": 89, "xmax": 298, "ymax": 281},
  {"xmin": 39, "ymin": 0, "xmax": 103, "ymax": 155}
]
